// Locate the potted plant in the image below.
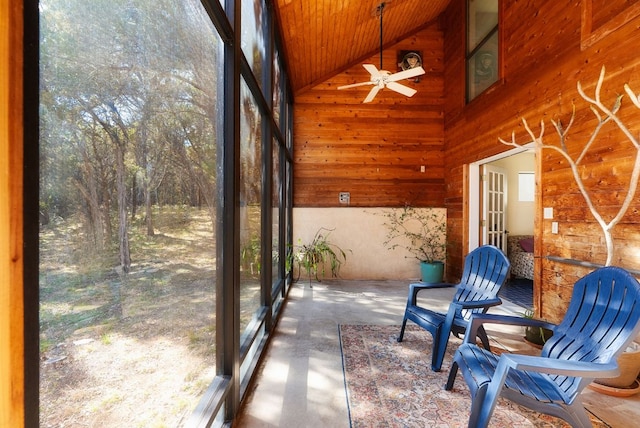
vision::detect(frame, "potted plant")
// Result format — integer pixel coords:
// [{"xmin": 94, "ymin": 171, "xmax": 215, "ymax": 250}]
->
[
  {"xmin": 522, "ymin": 308, "xmax": 553, "ymax": 348},
  {"xmin": 293, "ymin": 227, "xmax": 350, "ymax": 286},
  {"xmin": 381, "ymin": 205, "xmax": 447, "ymax": 283},
  {"xmin": 590, "ymin": 341, "xmax": 640, "ymax": 396}
]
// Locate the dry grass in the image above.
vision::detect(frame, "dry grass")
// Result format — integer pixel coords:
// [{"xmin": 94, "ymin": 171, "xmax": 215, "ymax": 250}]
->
[{"xmin": 39, "ymin": 206, "xmax": 260, "ymax": 427}]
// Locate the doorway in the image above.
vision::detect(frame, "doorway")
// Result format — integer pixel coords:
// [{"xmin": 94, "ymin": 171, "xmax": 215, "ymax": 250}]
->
[
  {"xmin": 482, "ymin": 163, "xmax": 508, "ymax": 252},
  {"xmin": 469, "ymin": 146, "xmax": 535, "ymax": 308}
]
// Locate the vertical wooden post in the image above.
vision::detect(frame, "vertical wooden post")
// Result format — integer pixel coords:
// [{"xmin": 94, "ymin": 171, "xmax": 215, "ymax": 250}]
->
[{"xmin": 0, "ymin": 0, "xmax": 25, "ymax": 426}]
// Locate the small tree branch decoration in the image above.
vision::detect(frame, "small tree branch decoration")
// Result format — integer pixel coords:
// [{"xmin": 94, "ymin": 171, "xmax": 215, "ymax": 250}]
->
[{"xmin": 500, "ymin": 66, "xmax": 640, "ymax": 266}]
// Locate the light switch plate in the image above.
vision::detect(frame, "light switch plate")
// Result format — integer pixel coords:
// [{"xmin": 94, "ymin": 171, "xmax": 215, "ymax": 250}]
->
[
  {"xmin": 543, "ymin": 207, "xmax": 553, "ymax": 219},
  {"xmin": 339, "ymin": 192, "xmax": 350, "ymax": 204}
]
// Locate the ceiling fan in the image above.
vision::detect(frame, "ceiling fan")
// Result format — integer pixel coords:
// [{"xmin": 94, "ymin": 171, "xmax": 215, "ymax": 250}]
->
[{"xmin": 338, "ymin": 2, "xmax": 425, "ymax": 103}]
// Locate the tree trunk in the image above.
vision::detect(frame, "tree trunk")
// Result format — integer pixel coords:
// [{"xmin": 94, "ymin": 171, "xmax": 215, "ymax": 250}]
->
[
  {"xmin": 145, "ymin": 180, "xmax": 154, "ymax": 236},
  {"xmin": 75, "ymin": 160, "xmax": 105, "ymax": 251},
  {"xmin": 131, "ymin": 172, "xmax": 137, "ymax": 220},
  {"xmin": 115, "ymin": 143, "xmax": 131, "ymax": 273}
]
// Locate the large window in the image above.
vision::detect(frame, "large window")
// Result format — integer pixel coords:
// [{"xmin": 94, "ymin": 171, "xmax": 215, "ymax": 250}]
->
[
  {"xmin": 239, "ymin": 78, "xmax": 263, "ymax": 336},
  {"xmin": 37, "ymin": 0, "xmax": 292, "ymax": 425},
  {"xmin": 466, "ymin": 0, "xmax": 499, "ymax": 101},
  {"xmin": 241, "ymin": 0, "xmax": 267, "ymax": 90},
  {"xmin": 272, "ymin": 138, "xmax": 282, "ymax": 290}
]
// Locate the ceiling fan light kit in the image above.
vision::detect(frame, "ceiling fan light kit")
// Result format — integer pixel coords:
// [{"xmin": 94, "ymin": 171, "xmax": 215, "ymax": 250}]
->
[{"xmin": 337, "ymin": 1, "xmax": 425, "ymax": 103}]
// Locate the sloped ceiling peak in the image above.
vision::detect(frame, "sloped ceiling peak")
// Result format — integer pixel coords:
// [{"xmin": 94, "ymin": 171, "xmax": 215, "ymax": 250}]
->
[{"xmin": 273, "ymin": 0, "xmax": 452, "ymax": 95}]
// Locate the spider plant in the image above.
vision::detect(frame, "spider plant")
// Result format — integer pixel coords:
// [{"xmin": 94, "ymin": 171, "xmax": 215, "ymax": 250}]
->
[{"xmin": 294, "ymin": 227, "xmax": 349, "ymax": 286}]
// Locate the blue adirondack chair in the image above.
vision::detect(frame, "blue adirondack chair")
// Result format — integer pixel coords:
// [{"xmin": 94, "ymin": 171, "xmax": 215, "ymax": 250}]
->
[
  {"xmin": 397, "ymin": 245, "xmax": 510, "ymax": 371},
  {"xmin": 446, "ymin": 266, "xmax": 640, "ymax": 428}
]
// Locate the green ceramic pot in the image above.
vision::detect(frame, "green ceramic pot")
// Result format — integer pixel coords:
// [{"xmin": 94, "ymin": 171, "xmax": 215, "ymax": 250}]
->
[{"xmin": 420, "ymin": 261, "xmax": 444, "ymax": 283}]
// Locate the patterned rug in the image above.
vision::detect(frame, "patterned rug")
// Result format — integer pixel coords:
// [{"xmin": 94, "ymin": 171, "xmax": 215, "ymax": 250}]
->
[{"xmin": 339, "ymin": 324, "xmax": 608, "ymax": 428}]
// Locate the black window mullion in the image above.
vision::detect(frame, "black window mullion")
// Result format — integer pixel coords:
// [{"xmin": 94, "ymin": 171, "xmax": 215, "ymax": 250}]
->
[
  {"xmin": 215, "ymin": 0, "xmax": 241, "ymax": 423},
  {"xmin": 261, "ymin": 2, "xmax": 274, "ymax": 332},
  {"xmin": 467, "ymin": 25, "xmax": 498, "ymax": 59},
  {"xmin": 24, "ymin": 0, "xmax": 41, "ymax": 425},
  {"xmin": 200, "ymin": 0, "xmax": 234, "ymax": 44}
]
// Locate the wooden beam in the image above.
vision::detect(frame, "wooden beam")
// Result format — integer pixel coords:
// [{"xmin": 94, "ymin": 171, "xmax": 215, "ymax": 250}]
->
[{"xmin": 0, "ymin": 0, "xmax": 25, "ymax": 426}]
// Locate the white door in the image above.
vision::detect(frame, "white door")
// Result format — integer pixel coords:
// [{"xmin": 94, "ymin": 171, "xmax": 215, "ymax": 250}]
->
[{"xmin": 482, "ymin": 164, "xmax": 507, "ymax": 252}]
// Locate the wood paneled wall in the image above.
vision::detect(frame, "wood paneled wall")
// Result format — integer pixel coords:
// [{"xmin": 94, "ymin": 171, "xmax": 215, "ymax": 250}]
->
[
  {"xmin": 442, "ymin": 0, "xmax": 640, "ymax": 321},
  {"xmin": 291, "ymin": 1, "xmax": 640, "ymax": 322},
  {"xmin": 293, "ymin": 24, "xmax": 445, "ymax": 207}
]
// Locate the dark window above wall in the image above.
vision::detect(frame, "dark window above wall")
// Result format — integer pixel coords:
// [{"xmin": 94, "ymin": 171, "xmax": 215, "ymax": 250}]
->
[{"xmin": 466, "ymin": 0, "xmax": 499, "ymax": 102}]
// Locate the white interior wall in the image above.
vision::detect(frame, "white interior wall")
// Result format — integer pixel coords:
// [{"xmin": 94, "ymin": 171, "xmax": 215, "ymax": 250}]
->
[{"xmin": 491, "ymin": 152, "xmax": 535, "ymax": 235}]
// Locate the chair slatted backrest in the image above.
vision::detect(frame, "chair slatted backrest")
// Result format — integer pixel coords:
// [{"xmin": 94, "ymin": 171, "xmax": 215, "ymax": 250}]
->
[
  {"xmin": 541, "ymin": 266, "xmax": 640, "ymax": 399},
  {"xmin": 453, "ymin": 245, "xmax": 510, "ymax": 321}
]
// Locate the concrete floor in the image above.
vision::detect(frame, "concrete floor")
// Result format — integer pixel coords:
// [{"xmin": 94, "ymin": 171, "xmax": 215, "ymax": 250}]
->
[{"xmin": 235, "ymin": 279, "xmax": 640, "ymax": 428}]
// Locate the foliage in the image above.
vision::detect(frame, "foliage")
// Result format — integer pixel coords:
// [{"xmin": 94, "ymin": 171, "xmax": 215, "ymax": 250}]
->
[
  {"xmin": 522, "ymin": 308, "xmax": 553, "ymax": 345},
  {"xmin": 39, "ymin": 0, "xmax": 225, "ymax": 271},
  {"xmin": 380, "ymin": 206, "xmax": 447, "ymax": 263},
  {"xmin": 293, "ymin": 228, "xmax": 349, "ymax": 284},
  {"xmin": 284, "ymin": 244, "xmax": 294, "ymax": 278},
  {"xmin": 241, "ymin": 235, "xmax": 261, "ymax": 276}
]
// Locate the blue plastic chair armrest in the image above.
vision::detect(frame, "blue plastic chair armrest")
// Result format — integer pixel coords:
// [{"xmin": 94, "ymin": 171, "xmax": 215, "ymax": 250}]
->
[
  {"xmin": 498, "ymin": 353, "xmax": 620, "ymax": 378},
  {"xmin": 408, "ymin": 282, "xmax": 455, "ymax": 305},
  {"xmin": 463, "ymin": 313, "xmax": 557, "ymax": 344}
]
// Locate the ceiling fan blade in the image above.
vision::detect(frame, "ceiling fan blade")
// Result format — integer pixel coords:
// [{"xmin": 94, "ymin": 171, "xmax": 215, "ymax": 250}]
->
[
  {"xmin": 362, "ymin": 63, "xmax": 380, "ymax": 77},
  {"xmin": 387, "ymin": 66, "xmax": 425, "ymax": 82},
  {"xmin": 363, "ymin": 85, "xmax": 381, "ymax": 103},
  {"xmin": 338, "ymin": 81, "xmax": 375, "ymax": 90},
  {"xmin": 386, "ymin": 81, "xmax": 417, "ymax": 98}
]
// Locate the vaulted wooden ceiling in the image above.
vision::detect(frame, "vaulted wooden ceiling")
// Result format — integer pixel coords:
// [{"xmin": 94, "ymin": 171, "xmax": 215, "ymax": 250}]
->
[{"xmin": 273, "ymin": 0, "xmax": 453, "ymax": 95}]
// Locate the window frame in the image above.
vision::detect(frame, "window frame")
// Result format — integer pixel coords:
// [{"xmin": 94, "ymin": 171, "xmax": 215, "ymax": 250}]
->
[{"xmin": 466, "ymin": 0, "xmax": 500, "ymax": 103}]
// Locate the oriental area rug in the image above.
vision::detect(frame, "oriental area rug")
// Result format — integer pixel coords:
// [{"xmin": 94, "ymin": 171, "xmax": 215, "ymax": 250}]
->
[{"xmin": 339, "ymin": 324, "xmax": 608, "ymax": 428}]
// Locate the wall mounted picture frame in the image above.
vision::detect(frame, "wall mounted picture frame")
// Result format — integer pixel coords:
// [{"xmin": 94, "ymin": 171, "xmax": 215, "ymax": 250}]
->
[{"xmin": 397, "ymin": 50, "xmax": 423, "ymax": 82}]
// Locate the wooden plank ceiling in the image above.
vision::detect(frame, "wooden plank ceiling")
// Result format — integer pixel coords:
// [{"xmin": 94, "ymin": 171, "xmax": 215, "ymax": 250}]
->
[{"xmin": 273, "ymin": 0, "xmax": 452, "ymax": 95}]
